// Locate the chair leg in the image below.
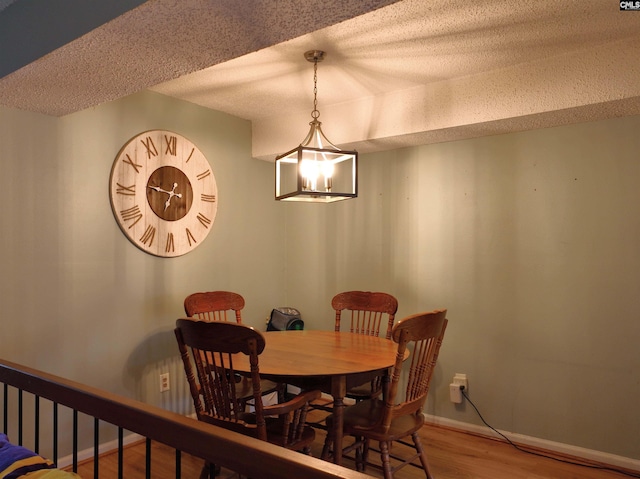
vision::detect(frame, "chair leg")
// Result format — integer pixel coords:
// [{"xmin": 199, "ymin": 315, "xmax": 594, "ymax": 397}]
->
[
  {"xmin": 321, "ymin": 431, "xmax": 333, "ymax": 461},
  {"xmin": 412, "ymin": 432, "xmax": 434, "ymax": 479},
  {"xmin": 354, "ymin": 436, "xmax": 364, "ymax": 471},
  {"xmin": 361, "ymin": 438, "xmax": 370, "ymax": 472},
  {"xmin": 353, "ymin": 436, "xmax": 371, "ymax": 472},
  {"xmin": 379, "ymin": 440, "xmax": 393, "ymax": 479}
]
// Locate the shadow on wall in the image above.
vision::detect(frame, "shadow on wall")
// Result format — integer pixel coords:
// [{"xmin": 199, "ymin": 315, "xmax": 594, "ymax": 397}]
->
[{"xmin": 124, "ymin": 328, "xmax": 193, "ymax": 415}]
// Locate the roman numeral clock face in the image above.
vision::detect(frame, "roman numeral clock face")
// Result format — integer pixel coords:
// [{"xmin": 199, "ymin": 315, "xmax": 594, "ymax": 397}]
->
[{"xmin": 109, "ymin": 130, "xmax": 218, "ymax": 257}]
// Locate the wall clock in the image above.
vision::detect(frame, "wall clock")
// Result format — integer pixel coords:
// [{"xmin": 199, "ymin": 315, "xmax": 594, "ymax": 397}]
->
[{"xmin": 109, "ymin": 130, "xmax": 218, "ymax": 257}]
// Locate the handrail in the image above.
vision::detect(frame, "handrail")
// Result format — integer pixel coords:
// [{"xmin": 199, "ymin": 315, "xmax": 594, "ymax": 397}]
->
[{"xmin": 0, "ymin": 359, "xmax": 370, "ymax": 479}]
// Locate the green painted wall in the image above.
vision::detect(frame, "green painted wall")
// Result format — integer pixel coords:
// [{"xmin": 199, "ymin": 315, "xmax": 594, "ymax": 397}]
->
[
  {"xmin": 284, "ymin": 116, "xmax": 640, "ymax": 460},
  {"xmin": 0, "ymin": 91, "xmax": 286, "ymax": 414},
  {"xmin": 1, "ymin": 92, "xmax": 638, "ymax": 461}
]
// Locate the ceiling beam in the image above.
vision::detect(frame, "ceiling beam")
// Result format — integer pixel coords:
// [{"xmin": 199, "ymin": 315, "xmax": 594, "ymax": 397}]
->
[{"xmin": 252, "ymin": 34, "xmax": 640, "ymax": 160}]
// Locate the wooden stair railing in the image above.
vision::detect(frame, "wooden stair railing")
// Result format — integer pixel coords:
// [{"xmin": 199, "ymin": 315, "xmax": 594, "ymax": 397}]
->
[{"xmin": 0, "ymin": 359, "xmax": 369, "ymax": 479}]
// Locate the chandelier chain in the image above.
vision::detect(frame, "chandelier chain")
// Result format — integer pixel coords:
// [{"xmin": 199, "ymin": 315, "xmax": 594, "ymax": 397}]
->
[{"xmin": 311, "ymin": 58, "xmax": 319, "ymax": 120}]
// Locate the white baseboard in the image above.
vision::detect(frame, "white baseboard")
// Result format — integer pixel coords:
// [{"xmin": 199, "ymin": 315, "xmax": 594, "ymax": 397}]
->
[
  {"xmin": 55, "ymin": 432, "xmax": 143, "ymax": 469},
  {"xmin": 424, "ymin": 414, "xmax": 640, "ymax": 473}
]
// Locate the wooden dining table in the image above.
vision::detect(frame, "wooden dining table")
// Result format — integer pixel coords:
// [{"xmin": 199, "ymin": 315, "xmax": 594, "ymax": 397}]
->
[{"xmin": 230, "ymin": 329, "xmax": 402, "ymax": 466}]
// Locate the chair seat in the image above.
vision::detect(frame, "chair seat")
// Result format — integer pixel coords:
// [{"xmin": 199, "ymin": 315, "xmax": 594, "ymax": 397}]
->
[
  {"xmin": 265, "ymin": 416, "xmax": 316, "ymax": 450},
  {"xmin": 328, "ymin": 398, "xmax": 425, "ymax": 442},
  {"xmin": 199, "ymin": 411, "xmax": 316, "ymax": 450},
  {"xmin": 234, "ymin": 378, "xmax": 280, "ymax": 401},
  {"xmin": 346, "ymin": 381, "xmax": 381, "ymax": 400}
]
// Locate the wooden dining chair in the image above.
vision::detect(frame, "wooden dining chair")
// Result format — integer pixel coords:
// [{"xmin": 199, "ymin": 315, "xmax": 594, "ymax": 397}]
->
[
  {"xmin": 321, "ymin": 309, "xmax": 448, "ymax": 479},
  {"xmin": 184, "ymin": 291, "xmax": 283, "ymax": 407},
  {"xmin": 175, "ymin": 319, "xmax": 321, "ymax": 477},
  {"xmin": 333, "ymin": 291, "xmax": 398, "ymax": 340},
  {"xmin": 184, "ymin": 290, "xmax": 245, "ymax": 323},
  {"xmin": 333, "ymin": 291, "xmax": 399, "ymax": 401}
]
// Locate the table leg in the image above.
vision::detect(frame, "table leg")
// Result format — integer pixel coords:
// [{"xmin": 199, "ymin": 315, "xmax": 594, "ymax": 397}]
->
[{"xmin": 331, "ymin": 376, "xmax": 346, "ymax": 466}]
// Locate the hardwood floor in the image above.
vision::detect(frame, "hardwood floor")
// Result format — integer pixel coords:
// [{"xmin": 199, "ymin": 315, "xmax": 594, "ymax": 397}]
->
[{"xmin": 68, "ymin": 402, "xmax": 638, "ymax": 479}]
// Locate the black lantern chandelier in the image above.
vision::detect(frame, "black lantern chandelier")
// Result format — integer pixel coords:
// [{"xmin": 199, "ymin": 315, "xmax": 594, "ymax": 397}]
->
[{"xmin": 275, "ymin": 50, "xmax": 358, "ymax": 202}]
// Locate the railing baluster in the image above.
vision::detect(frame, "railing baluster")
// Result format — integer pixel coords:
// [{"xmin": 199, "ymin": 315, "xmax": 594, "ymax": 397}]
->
[
  {"xmin": 18, "ymin": 389, "xmax": 23, "ymax": 444},
  {"xmin": 118, "ymin": 427, "xmax": 124, "ymax": 479},
  {"xmin": 53, "ymin": 402, "xmax": 58, "ymax": 466},
  {"xmin": 146, "ymin": 437, "xmax": 152, "ymax": 479},
  {"xmin": 73, "ymin": 409, "xmax": 78, "ymax": 472},
  {"xmin": 94, "ymin": 417, "xmax": 100, "ymax": 478},
  {"xmin": 34, "ymin": 395, "xmax": 40, "ymax": 453},
  {"xmin": 2, "ymin": 383, "xmax": 7, "ymax": 434}
]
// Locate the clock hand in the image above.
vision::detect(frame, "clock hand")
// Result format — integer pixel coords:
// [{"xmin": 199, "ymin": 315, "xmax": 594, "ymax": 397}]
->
[
  {"xmin": 163, "ymin": 183, "xmax": 183, "ymax": 211},
  {"xmin": 148, "ymin": 185, "xmax": 172, "ymax": 195},
  {"xmin": 148, "ymin": 183, "xmax": 184, "ymax": 210}
]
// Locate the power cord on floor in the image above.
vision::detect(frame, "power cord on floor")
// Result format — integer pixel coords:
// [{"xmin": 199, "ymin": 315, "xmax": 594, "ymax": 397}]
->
[{"xmin": 460, "ymin": 387, "xmax": 640, "ymax": 478}]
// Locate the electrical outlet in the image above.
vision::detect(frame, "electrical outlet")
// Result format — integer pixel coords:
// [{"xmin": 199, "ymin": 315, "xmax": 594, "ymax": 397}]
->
[
  {"xmin": 450, "ymin": 373, "xmax": 468, "ymax": 403},
  {"xmin": 453, "ymin": 373, "xmax": 468, "ymax": 392},
  {"xmin": 160, "ymin": 373, "xmax": 170, "ymax": 393},
  {"xmin": 449, "ymin": 383, "xmax": 462, "ymax": 403}
]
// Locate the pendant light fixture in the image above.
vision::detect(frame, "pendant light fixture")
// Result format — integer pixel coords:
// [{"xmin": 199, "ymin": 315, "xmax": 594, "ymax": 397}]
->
[{"xmin": 275, "ymin": 50, "xmax": 358, "ymax": 202}]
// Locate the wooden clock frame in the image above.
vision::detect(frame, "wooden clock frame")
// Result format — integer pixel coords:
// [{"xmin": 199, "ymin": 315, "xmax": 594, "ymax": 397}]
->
[{"xmin": 109, "ymin": 130, "xmax": 218, "ymax": 257}]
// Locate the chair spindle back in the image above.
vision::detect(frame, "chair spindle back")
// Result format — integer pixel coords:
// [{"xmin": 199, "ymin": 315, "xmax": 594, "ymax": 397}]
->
[
  {"xmin": 332, "ymin": 291, "xmax": 398, "ymax": 339},
  {"xmin": 175, "ymin": 319, "xmax": 267, "ymax": 440},
  {"xmin": 184, "ymin": 291, "xmax": 245, "ymax": 323},
  {"xmin": 384, "ymin": 309, "xmax": 448, "ymax": 432}
]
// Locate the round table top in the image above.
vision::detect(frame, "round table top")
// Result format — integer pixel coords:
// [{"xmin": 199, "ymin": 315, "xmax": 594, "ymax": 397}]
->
[{"xmin": 250, "ymin": 330, "xmax": 399, "ymax": 378}]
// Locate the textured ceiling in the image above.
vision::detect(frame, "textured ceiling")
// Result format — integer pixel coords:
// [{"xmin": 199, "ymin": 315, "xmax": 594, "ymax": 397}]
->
[{"xmin": 2, "ymin": 0, "xmax": 640, "ymax": 161}]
